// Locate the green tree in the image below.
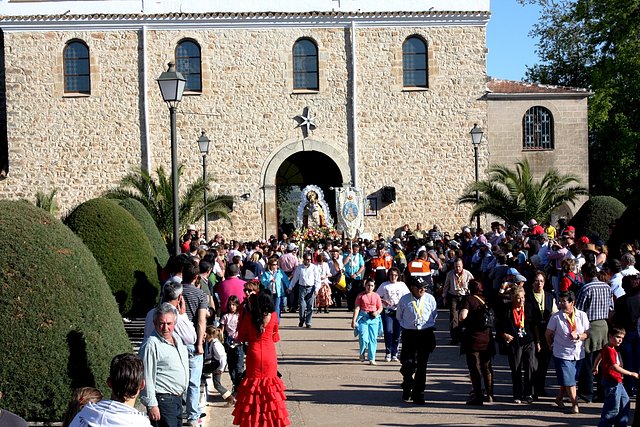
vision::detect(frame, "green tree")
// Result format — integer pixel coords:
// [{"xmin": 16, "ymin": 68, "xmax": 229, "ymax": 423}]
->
[
  {"xmin": 457, "ymin": 159, "xmax": 587, "ymax": 225},
  {"xmin": 105, "ymin": 165, "xmax": 233, "ymax": 246},
  {"xmin": 520, "ymin": 0, "xmax": 640, "ymax": 201},
  {"xmin": 0, "ymin": 200, "xmax": 131, "ymax": 421}
]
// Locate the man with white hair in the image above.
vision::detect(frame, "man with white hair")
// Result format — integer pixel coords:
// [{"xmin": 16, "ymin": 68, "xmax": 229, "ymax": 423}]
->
[
  {"xmin": 621, "ymin": 253, "xmax": 639, "ymax": 277},
  {"xmin": 139, "ymin": 303, "xmax": 189, "ymax": 427}
]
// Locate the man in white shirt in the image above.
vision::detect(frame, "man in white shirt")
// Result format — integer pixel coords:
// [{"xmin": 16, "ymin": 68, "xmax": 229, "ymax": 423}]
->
[
  {"xmin": 288, "ymin": 253, "xmax": 320, "ymax": 328},
  {"xmin": 621, "ymin": 253, "xmax": 640, "ymax": 277}
]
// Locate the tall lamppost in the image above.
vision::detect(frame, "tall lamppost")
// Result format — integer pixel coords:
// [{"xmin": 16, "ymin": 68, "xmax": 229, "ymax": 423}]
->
[
  {"xmin": 197, "ymin": 131, "xmax": 211, "ymax": 242},
  {"xmin": 157, "ymin": 62, "xmax": 186, "ymax": 255},
  {"xmin": 470, "ymin": 123, "xmax": 484, "ymax": 230}
]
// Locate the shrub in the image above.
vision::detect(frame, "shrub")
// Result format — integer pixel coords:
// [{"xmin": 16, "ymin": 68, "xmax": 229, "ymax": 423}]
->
[
  {"xmin": 568, "ymin": 196, "xmax": 625, "ymax": 242},
  {"xmin": 0, "ymin": 200, "xmax": 131, "ymax": 421},
  {"xmin": 64, "ymin": 198, "xmax": 159, "ymax": 316},
  {"xmin": 608, "ymin": 199, "xmax": 640, "ymax": 257},
  {"xmin": 118, "ymin": 197, "xmax": 170, "ymax": 268}
]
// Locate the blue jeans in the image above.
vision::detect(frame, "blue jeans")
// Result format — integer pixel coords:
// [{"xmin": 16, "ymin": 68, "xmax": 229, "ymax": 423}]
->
[
  {"xmin": 225, "ymin": 343, "xmax": 245, "ymax": 391},
  {"xmin": 620, "ymin": 330, "xmax": 640, "ymax": 394},
  {"xmin": 273, "ymin": 296, "xmax": 282, "ymax": 323},
  {"xmin": 186, "ymin": 345, "xmax": 203, "ymax": 422},
  {"xmin": 153, "ymin": 394, "xmax": 182, "ymax": 427},
  {"xmin": 298, "ymin": 286, "xmax": 316, "ymax": 326},
  {"xmin": 598, "ymin": 379, "xmax": 630, "ymax": 427},
  {"xmin": 381, "ymin": 310, "xmax": 401, "ymax": 357}
]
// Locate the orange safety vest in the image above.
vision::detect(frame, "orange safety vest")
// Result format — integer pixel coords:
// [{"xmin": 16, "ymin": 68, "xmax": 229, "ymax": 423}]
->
[
  {"xmin": 407, "ymin": 259, "xmax": 431, "ymax": 275},
  {"xmin": 369, "ymin": 254, "xmax": 393, "ymax": 278}
]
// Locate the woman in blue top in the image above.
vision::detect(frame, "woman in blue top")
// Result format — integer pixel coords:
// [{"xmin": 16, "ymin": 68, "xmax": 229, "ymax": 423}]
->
[{"xmin": 260, "ymin": 257, "xmax": 290, "ymax": 322}]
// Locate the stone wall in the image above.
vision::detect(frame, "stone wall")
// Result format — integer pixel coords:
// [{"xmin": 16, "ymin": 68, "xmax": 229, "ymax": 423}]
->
[
  {"xmin": 486, "ymin": 96, "xmax": 590, "ymax": 218},
  {"xmin": 1, "ymin": 22, "xmax": 487, "ymax": 239}
]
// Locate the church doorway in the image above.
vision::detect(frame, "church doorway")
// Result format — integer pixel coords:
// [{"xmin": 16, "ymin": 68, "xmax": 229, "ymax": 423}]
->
[{"xmin": 275, "ymin": 151, "xmax": 343, "ymax": 236}]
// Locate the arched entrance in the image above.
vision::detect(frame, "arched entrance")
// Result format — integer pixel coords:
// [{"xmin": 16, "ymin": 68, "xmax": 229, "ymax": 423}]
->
[
  {"xmin": 261, "ymin": 139, "xmax": 351, "ymax": 239},
  {"xmin": 276, "ymin": 151, "xmax": 343, "ymax": 236}
]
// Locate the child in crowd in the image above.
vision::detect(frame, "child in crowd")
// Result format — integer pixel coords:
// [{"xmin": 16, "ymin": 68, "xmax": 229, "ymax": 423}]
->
[
  {"xmin": 61, "ymin": 387, "xmax": 103, "ymax": 427},
  {"xmin": 594, "ymin": 326, "xmax": 639, "ymax": 427},
  {"xmin": 221, "ymin": 295, "xmax": 244, "ymax": 392},
  {"xmin": 203, "ymin": 325, "xmax": 236, "ymax": 406}
]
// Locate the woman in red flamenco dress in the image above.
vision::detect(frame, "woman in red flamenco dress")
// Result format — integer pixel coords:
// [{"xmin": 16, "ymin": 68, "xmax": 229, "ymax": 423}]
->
[{"xmin": 232, "ymin": 289, "xmax": 290, "ymax": 426}]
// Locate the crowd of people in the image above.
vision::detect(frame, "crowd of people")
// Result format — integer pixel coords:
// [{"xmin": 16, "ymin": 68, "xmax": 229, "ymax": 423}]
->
[{"xmin": 23, "ymin": 217, "xmax": 640, "ymax": 427}]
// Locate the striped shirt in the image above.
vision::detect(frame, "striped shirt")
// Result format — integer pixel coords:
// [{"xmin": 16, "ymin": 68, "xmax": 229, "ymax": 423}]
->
[{"xmin": 576, "ymin": 280, "xmax": 613, "ymax": 321}]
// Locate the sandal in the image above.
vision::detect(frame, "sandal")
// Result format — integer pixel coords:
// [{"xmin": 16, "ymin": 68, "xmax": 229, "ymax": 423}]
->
[{"xmin": 555, "ymin": 396, "xmax": 565, "ymax": 408}]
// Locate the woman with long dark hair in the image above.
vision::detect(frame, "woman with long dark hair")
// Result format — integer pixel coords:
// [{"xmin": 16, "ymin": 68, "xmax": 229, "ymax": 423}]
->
[{"xmin": 232, "ymin": 287, "xmax": 290, "ymax": 426}]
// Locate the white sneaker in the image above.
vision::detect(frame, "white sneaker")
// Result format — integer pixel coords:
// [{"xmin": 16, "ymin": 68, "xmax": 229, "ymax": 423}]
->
[
  {"xmin": 384, "ymin": 354, "xmax": 391, "ymax": 362},
  {"xmin": 369, "ymin": 360, "xmax": 377, "ymax": 365},
  {"xmin": 391, "ymin": 355, "xmax": 399, "ymax": 362}
]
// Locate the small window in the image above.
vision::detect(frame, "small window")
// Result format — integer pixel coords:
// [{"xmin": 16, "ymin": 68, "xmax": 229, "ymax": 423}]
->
[
  {"xmin": 403, "ymin": 36, "xmax": 427, "ymax": 88},
  {"xmin": 64, "ymin": 40, "xmax": 90, "ymax": 94},
  {"xmin": 293, "ymin": 39, "xmax": 319, "ymax": 91},
  {"xmin": 523, "ymin": 106, "xmax": 554, "ymax": 150},
  {"xmin": 176, "ymin": 39, "xmax": 202, "ymax": 92}
]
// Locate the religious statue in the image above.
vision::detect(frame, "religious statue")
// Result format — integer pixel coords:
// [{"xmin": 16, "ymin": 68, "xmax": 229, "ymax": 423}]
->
[
  {"xmin": 296, "ymin": 185, "xmax": 333, "ymax": 230},
  {"xmin": 303, "ymin": 190, "xmax": 326, "ymax": 228}
]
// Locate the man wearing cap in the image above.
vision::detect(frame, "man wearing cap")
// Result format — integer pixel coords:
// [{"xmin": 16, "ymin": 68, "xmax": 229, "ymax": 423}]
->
[
  {"xmin": 396, "ymin": 276, "xmax": 438, "ymax": 405},
  {"xmin": 369, "ymin": 243, "xmax": 394, "ymax": 287},
  {"xmin": 407, "ymin": 250, "xmax": 433, "ymax": 293},
  {"xmin": 442, "ymin": 258, "xmax": 474, "ymax": 345},
  {"xmin": 343, "ymin": 242, "xmax": 365, "ymax": 312}
]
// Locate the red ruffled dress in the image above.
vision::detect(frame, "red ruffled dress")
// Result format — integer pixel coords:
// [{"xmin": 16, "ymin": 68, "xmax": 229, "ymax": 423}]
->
[{"xmin": 232, "ymin": 311, "xmax": 290, "ymax": 426}]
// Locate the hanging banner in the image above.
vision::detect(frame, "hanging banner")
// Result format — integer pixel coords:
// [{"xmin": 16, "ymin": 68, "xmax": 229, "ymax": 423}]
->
[{"xmin": 335, "ymin": 187, "xmax": 363, "ymax": 239}]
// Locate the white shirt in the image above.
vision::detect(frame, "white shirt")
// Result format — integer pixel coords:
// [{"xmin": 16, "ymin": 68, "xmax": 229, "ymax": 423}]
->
[
  {"xmin": 143, "ymin": 308, "xmax": 197, "ymax": 346},
  {"xmin": 290, "ymin": 263, "xmax": 321, "ymax": 293}
]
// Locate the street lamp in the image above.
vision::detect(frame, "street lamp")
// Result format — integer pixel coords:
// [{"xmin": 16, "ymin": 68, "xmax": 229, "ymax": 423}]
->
[
  {"xmin": 470, "ymin": 123, "xmax": 484, "ymax": 230},
  {"xmin": 157, "ymin": 61, "xmax": 186, "ymax": 255},
  {"xmin": 197, "ymin": 130, "xmax": 211, "ymax": 242}
]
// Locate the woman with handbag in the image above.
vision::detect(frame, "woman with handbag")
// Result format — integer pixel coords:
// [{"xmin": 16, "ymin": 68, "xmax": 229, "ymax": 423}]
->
[{"xmin": 376, "ymin": 268, "xmax": 410, "ymax": 362}]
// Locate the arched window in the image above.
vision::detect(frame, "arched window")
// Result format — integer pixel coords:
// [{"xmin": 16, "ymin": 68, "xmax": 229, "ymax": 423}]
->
[
  {"xmin": 403, "ymin": 36, "xmax": 427, "ymax": 88},
  {"xmin": 63, "ymin": 40, "xmax": 90, "ymax": 94},
  {"xmin": 522, "ymin": 106, "xmax": 554, "ymax": 150},
  {"xmin": 293, "ymin": 38, "xmax": 318, "ymax": 91},
  {"xmin": 176, "ymin": 39, "xmax": 202, "ymax": 92}
]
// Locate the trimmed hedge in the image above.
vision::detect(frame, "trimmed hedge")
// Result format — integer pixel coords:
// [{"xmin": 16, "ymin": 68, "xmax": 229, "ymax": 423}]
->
[
  {"xmin": 64, "ymin": 198, "xmax": 159, "ymax": 316},
  {"xmin": 568, "ymin": 196, "xmax": 625, "ymax": 242},
  {"xmin": 608, "ymin": 199, "xmax": 640, "ymax": 257},
  {"xmin": 0, "ymin": 200, "xmax": 131, "ymax": 421},
  {"xmin": 118, "ymin": 198, "xmax": 170, "ymax": 267}
]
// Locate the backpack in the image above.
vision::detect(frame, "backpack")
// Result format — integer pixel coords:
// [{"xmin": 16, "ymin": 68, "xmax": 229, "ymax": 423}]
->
[
  {"xmin": 471, "ymin": 295, "xmax": 496, "ymax": 330},
  {"xmin": 565, "ymin": 273, "xmax": 584, "ymax": 294}
]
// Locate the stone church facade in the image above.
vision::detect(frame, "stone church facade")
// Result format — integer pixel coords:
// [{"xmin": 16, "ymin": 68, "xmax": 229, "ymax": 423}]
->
[{"xmin": 0, "ymin": 0, "xmax": 588, "ymax": 239}]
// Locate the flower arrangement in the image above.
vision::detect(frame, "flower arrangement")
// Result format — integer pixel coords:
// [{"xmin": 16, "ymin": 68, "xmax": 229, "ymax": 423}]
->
[{"xmin": 291, "ymin": 226, "xmax": 339, "ymax": 245}]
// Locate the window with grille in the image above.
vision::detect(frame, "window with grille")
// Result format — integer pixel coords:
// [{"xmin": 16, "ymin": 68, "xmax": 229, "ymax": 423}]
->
[
  {"xmin": 403, "ymin": 36, "xmax": 428, "ymax": 88},
  {"xmin": 176, "ymin": 39, "xmax": 202, "ymax": 92},
  {"xmin": 63, "ymin": 40, "xmax": 90, "ymax": 94},
  {"xmin": 293, "ymin": 38, "xmax": 319, "ymax": 91},
  {"xmin": 522, "ymin": 106, "xmax": 554, "ymax": 150}
]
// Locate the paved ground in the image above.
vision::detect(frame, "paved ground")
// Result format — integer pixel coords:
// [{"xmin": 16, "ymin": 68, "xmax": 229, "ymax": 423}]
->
[{"xmin": 203, "ymin": 308, "xmax": 633, "ymax": 426}]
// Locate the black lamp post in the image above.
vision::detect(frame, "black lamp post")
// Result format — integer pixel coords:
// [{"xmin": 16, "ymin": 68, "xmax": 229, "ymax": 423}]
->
[
  {"xmin": 197, "ymin": 131, "xmax": 211, "ymax": 242},
  {"xmin": 157, "ymin": 62, "xmax": 186, "ymax": 255},
  {"xmin": 470, "ymin": 123, "xmax": 484, "ymax": 230}
]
